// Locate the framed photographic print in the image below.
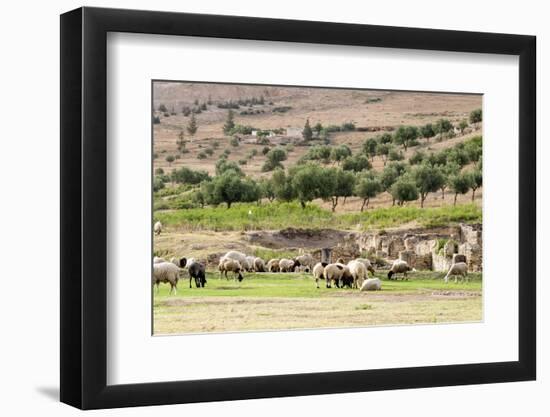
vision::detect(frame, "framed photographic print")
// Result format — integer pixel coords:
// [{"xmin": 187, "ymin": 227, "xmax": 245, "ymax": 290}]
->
[{"xmin": 60, "ymin": 6, "xmax": 536, "ymax": 410}]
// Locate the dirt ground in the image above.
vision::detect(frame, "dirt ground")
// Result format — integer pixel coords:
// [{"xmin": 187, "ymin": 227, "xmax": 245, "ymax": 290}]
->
[{"xmin": 153, "ymin": 278, "xmax": 482, "ymax": 335}]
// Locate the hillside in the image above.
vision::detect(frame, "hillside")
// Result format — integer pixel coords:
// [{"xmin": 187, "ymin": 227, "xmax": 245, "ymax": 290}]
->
[{"xmin": 152, "ymin": 82, "xmax": 482, "ymax": 211}]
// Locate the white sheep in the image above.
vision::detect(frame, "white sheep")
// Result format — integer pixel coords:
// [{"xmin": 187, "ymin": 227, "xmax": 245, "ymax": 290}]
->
[
  {"xmin": 360, "ymin": 278, "xmax": 382, "ymax": 291},
  {"xmin": 347, "ymin": 260, "xmax": 368, "ymax": 289},
  {"xmin": 387, "ymin": 259, "xmax": 415, "ymax": 280},
  {"xmin": 153, "ymin": 221, "xmax": 162, "ymax": 236},
  {"xmin": 294, "ymin": 254, "xmax": 315, "ymax": 271},
  {"xmin": 279, "ymin": 258, "xmax": 295, "ymax": 272},
  {"xmin": 153, "ymin": 256, "xmax": 166, "ymax": 264},
  {"xmin": 152, "ymin": 261, "xmax": 181, "ymax": 295},
  {"xmin": 220, "ymin": 251, "xmax": 251, "ymax": 271},
  {"xmin": 444, "ymin": 262, "xmax": 469, "ymax": 283},
  {"xmin": 312, "ymin": 262, "xmax": 327, "ymax": 289},
  {"xmin": 355, "ymin": 258, "xmax": 376, "ymax": 276},
  {"xmin": 323, "ymin": 263, "xmax": 353, "ymax": 288},
  {"xmin": 218, "ymin": 258, "xmax": 244, "ymax": 282}
]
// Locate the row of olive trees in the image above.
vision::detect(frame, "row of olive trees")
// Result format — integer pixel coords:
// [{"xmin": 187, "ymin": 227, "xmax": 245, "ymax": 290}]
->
[{"xmin": 155, "ymin": 135, "xmax": 482, "ymax": 210}]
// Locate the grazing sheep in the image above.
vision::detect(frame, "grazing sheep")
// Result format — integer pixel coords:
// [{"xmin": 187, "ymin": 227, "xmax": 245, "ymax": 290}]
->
[
  {"xmin": 245, "ymin": 256, "xmax": 257, "ymax": 272},
  {"xmin": 187, "ymin": 258, "xmax": 207, "ymax": 288},
  {"xmin": 323, "ymin": 263, "xmax": 353, "ymax": 288},
  {"xmin": 153, "ymin": 256, "xmax": 166, "ymax": 264},
  {"xmin": 220, "ymin": 251, "xmax": 251, "ymax": 271},
  {"xmin": 267, "ymin": 258, "xmax": 280, "ymax": 272},
  {"xmin": 218, "ymin": 258, "xmax": 244, "ymax": 282},
  {"xmin": 153, "ymin": 221, "xmax": 162, "ymax": 236},
  {"xmin": 336, "ymin": 258, "xmax": 345, "ymax": 264},
  {"xmin": 312, "ymin": 262, "xmax": 328, "ymax": 289},
  {"xmin": 387, "ymin": 259, "xmax": 415, "ymax": 280},
  {"xmin": 294, "ymin": 265, "xmax": 311, "ymax": 273},
  {"xmin": 279, "ymin": 258, "xmax": 295, "ymax": 273},
  {"xmin": 152, "ymin": 261, "xmax": 181, "ymax": 294},
  {"xmin": 355, "ymin": 258, "xmax": 376, "ymax": 276},
  {"xmin": 347, "ymin": 260, "xmax": 368, "ymax": 289},
  {"xmin": 294, "ymin": 254, "xmax": 315, "ymax": 271},
  {"xmin": 361, "ymin": 278, "xmax": 382, "ymax": 291},
  {"xmin": 444, "ymin": 262, "xmax": 469, "ymax": 283},
  {"xmin": 253, "ymin": 257, "xmax": 266, "ymax": 272},
  {"xmin": 170, "ymin": 257, "xmax": 187, "ymax": 268}
]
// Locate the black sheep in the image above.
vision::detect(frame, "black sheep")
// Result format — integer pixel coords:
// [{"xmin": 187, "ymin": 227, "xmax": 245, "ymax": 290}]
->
[{"xmin": 188, "ymin": 260, "xmax": 207, "ymax": 288}]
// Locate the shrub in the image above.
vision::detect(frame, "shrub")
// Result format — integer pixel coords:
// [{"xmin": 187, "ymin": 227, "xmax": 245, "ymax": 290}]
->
[
  {"xmin": 272, "ymin": 106, "xmax": 292, "ymax": 113},
  {"xmin": 197, "ymin": 151, "xmax": 207, "ymax": 159},
  {"xmin": 230, "ymin": 136, "xmax": 240, "ymax": 147},
  {"xmin": 238, "ymin": 159, "xmax": 248, "ymax": 165},
  {"xmin": 152, "ymin": 115, "xmax": 161, "ymax": 124}
]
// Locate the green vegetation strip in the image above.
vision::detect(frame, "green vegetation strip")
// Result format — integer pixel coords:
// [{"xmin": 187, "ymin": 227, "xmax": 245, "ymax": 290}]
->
[
  {"xmin": 153, "ymin": 271, "xmax": 482, "ymax": 300},
  {"xmin": 155, "ymin": 201, "xmax": 481, "ymax": 231}
]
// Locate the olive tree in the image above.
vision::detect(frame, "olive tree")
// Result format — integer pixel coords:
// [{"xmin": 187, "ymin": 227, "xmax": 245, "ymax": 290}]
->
[
  {"xmin": 262, "ymin": 147, "xmax": 287, "ymax": 172},
  {"xmin": 468, "ymin": 167, "xmax": 483, "ymax": 201},
  {"xmin": 412, "ymin": 163, "xmax": 445, "ymax": 208},
  {"xmin": 271, "ymin": 169, "xmax": 295, "ymax": 202},
  {"xmin": 434, "ymin": 118, "xmax": 453, "ymax": 141},
  {"xmin": 420, "ymin": 123, "xmax": 435, "ymax": 142},
  {"xmin": 390, "ymin": 175, "xmax": 419, "ymax": 206},
  {"xmin": 330, "ymin": 145, "xmax": 352, "ymax": 165},
  {"xmin": 458, "ymin": 119, "xmax": 468, "ymax": 134},
  {"xmin": 362, "ymin": 138, "xmax": 378, "ymax": 161},
  {"xmin": 327, "ymin": 169, "xmax": 355, "ymax": 211},
  {"xmin": 341, "ymin": 154, "xmax": 371, "ymax": 172},
  {"xmin": 203, "ymin": 170, "xmax": 260, "ymax": 208},
  {"xmin": 469, "ymin": 108, "xmax": 482, "ymax": 125},
  {"xmin": 449, "ymin": 173, "xmax": 472, "ymax": 205},
  {"xmin": 393, "ymin": 125, "xmax": 419, "ymax": 151},
  {"xmin": 355, "ymin": 172, "xmax": 382, "ymax": 211}
]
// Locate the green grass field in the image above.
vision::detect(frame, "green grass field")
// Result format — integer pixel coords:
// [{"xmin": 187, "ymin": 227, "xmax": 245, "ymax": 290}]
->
[
  {"xmin": 154, "ymin": 201, "xmax": 481, "ymax": 232},
  {"xmin": 153, "ymin": 270, "xmax": 483, "ymax": 334}
]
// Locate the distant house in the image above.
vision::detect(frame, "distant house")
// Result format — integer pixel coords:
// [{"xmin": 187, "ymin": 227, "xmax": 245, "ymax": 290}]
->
[{"xmin": 285, "ymin": 127, "xmax": 302, "ymax": 137}]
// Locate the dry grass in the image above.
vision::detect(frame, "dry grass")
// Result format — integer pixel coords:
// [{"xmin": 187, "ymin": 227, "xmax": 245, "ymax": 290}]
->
[{"xmin": 153, "ymin": 271, "xmax": 482, "ymax": 334}]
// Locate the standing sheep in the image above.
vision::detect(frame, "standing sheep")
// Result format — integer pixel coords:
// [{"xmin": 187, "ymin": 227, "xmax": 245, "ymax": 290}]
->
[
  {"xmin": 312, "ymin": 262, "xmax": 328, "ymax": 289},
  {"xmin": 360, "ymin": 278, "xmax": 382, "ymax": 291},
  {"xmin": 294, "ymin": 254, "xmax": 315, "ymax": 271},
  {"xmin": 187, "ymin": 258, "xmax": 207, "ymax": 288},
  {"xmin": 152, "ymin": 261, "xmax": 181, "ymax": 294},
  {"xmin": 444, "ymin": 262, "xmax": 469, "ymax": 283},
  {"xmin": 253, "ymin": 257, "xmax": 266, "ymax": 272},
  {"xmin": 387, "ymin": 259, "xmax": 415, "ymax": 280},
  {"xmin": 347, "ymin": 260, "xmax": 368, "ymax": 289},
  {"xmin": 221, "ymin": 251, "xmax": 251, "ymax": 271},
  {"xmin": 245, "ymin": 256, "xmax": 257, "ymax": 272},
  {"xmin": 323, "ymin": 263, "xmax": 353, "ymax": 288},
  {"xmin": 153, "ymin": 256, "xmax": 166, "ymax": 264},
  {"xmin": 153, "ymin": 221, "xmax": 162, "ymax": 236},
  {"xmin": 218, "ymin": 258, "xmax": 244, "ymax": 282},
  {"xmin": 279, "ymin": 258, "xmax": 295, "ymax": 273},
  {"xmin": 355, "ymin": 258, "xmax": 376, "ymax": 276},
  {"xmin": 267, "ymin": 259, "xmax": 280, "ymax": 272}
]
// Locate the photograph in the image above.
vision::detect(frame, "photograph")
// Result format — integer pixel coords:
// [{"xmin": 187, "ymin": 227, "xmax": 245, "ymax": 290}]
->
[{"xmin": 151, "ymin": 81, "xmax": 483, "ymax": 335}]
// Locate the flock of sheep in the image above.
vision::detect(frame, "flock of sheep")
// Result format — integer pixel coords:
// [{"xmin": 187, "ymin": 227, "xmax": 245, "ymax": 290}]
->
[{"xmin": 152, "ymin": 248, "xmax": 469, "ymax": 295}]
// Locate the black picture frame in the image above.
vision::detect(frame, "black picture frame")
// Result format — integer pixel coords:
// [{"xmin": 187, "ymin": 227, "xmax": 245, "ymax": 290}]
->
[{"xmin": 60, "ymin": 6, "xmax": 536, "ymax": 410}]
